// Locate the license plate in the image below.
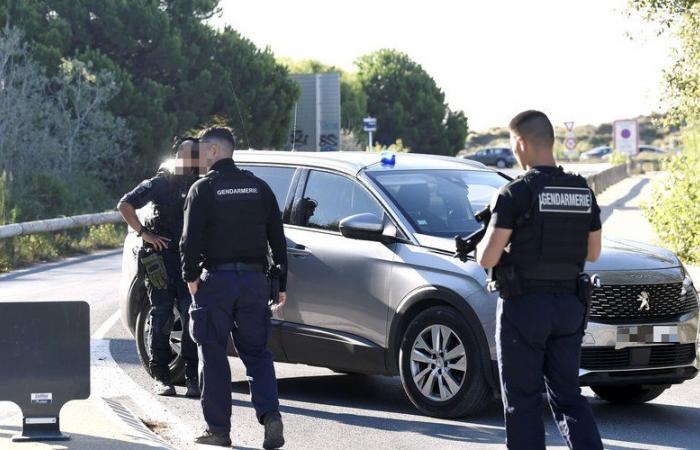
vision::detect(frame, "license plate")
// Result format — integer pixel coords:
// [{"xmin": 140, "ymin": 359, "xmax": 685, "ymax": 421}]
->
[{"xmin": 616, "ymin": 325, "xmax": 680, "ymax": 348}]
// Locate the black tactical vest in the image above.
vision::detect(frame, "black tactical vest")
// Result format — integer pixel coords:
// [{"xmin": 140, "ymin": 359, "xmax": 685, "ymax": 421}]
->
[
  {"xmin": 504, "ymin": 167, "xmax": 593, "ymax": 280},
  {"xmin": 204, "ymin": 168, "xmax": 268, "ymax": 260},
  {"xmin": 147, "ymin": 170, "xmax": 195, "ymax": 240}
]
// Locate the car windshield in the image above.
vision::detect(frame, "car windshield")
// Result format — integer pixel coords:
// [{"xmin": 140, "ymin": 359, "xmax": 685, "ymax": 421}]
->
[{"xmin": 368, "ymin": 169, "xmax": 508, "ymax": 238}]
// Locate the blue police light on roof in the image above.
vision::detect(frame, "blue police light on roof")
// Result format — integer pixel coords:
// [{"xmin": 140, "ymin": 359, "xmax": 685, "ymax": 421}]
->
[{"xmin": 380, "ymin": 151, "xmax": 396, "ymax": 166}]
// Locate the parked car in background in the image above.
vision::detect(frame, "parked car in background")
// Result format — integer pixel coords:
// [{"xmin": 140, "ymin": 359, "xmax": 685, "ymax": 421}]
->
[
  {"xmin": 639, "ymin": 145, "xmax": 667, "ymax": 155},
  {"xmin": 462, "ymin": 147, "xmax": 517, "ymax": 168},
  {"xmin": 580, "ymin": 146, "xmax": 613, "ymax": 161},
  {"xmin": 119, "ymin": 151, "xmax": 699, "ymax": 418}
]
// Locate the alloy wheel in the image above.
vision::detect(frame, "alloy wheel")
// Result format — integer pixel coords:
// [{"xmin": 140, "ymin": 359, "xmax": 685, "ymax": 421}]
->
[{"xmin": 409, "ymin": 324, "xmax": 467, "ymax": 402}]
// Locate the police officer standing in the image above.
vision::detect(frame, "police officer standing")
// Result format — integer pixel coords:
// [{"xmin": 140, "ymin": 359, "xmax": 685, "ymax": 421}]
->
[
  {"xmin": 117, "ymin": 139, "xmax": 201, "ymax": 397},
  {"xmin": 476, "ymin": 111, "xmax": 604, "ymax": 450},
  {"xmin": 180, "ymin": 127, "xmax": 287, "ymax": 449}
]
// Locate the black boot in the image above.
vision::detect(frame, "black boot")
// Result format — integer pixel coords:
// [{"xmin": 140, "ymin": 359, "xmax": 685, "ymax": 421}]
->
[
  {"xmin": 185, "ymin": 378, "xmax": 201, "ymax": 398},
  {"xmin": 195, "ymin": 429, "xmax": 232, "ymax": 447},
  {"xmin": 262, "ymin": 411, "xmax": 284, "ymax": 449},
  {"xmin": 153, "ymin": 379, "xmax": 175, "ymax": 396}
]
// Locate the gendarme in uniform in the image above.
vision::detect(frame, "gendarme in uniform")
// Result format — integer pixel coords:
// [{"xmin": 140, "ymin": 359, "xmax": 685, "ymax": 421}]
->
[
  {"xmin": 180, "ymin": 128, "xmax": 287, "ymax": 449},
  {"xmin": 490, "ymin": 165, "xmax": 603, "ymax": 449},
  {"xmin": 119, "ymin": 164, "xmax": 199, "ymax": 391}
]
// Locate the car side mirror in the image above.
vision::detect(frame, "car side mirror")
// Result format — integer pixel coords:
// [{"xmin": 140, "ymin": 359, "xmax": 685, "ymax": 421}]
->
[{"xmin": 339, "ymin": 213, "xmax": 389, "ymax": 242}]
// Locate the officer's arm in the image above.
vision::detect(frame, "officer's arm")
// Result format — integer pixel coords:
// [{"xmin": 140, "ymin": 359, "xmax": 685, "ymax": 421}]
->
[
  {"xmin": 117, "ymin": 201, "xmax": 143, "ymax": 234},
  {"xmin": 117, "ymin": 179, "xmax": 157, "ymax": 231},
  {"xmin": 180, "ymin": 182, "xmax": 207, "ymax": 283},
  {"xmin": 477, "ymin": 226, "xmax": 512, "ymax": 269},
  {"xmin": 586, "ymin": 190, "xmax": 603, "ymax": 262},
  {"xmin": 586, "ymin": 230, "xmax": 602, "ymax": 262}
]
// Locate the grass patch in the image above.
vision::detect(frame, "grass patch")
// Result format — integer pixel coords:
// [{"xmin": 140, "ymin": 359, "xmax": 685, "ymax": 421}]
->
[{"xmin": 0, "ymin": 223, "xmax": 125, "ymax": 272}]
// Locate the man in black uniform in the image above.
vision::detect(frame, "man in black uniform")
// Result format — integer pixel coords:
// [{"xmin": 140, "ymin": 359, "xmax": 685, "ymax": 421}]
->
[
  {"xmin": 476, "ymin": 111, "xmax": 604, "ymax": 450},
  {"xmin": 180, "ymin": 127, "xmax": 287, "ymax": 449},
  {"xmin": 117, "ymin": 139, "xmax": 200, "ymax": 397}
]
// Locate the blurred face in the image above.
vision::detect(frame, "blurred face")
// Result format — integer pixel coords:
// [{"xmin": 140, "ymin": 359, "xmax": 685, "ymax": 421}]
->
[{"xmin": 174, "ymin": 140, "xmax": 207, "ymax": 176}]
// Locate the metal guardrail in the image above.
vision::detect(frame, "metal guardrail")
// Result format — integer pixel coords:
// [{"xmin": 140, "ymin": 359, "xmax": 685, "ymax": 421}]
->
[
  {"xmin": 0, "ymin": 212, "xmax": 121, "ymax": 239},
  {"xmin": 0, "ymin": 163, "xmax": 633, "ymax": 240}
]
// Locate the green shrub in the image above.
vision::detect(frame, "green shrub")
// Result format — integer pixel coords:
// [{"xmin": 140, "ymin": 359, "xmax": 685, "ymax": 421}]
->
[
  {"xmin": 643, "ymin": 128, "xmax": 700, "ymax": 264},
  {"xmin": 608, "ymin": 151, "xmax": 629, "ymax": 165},
  {"xmin": 79, "ymin": 224, "xmax": 125, "ymax": 250}
]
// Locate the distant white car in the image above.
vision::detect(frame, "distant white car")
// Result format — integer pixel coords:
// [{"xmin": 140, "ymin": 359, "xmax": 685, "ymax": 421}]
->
[{"xmin": 579, "ymin": 146, "xmax": 612, "ymax": 161}]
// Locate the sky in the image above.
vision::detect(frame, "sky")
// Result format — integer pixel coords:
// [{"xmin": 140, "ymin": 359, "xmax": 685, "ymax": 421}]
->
[{"xmin": 211, "ymin": 0, "xmax": 677, "ymax": 131}]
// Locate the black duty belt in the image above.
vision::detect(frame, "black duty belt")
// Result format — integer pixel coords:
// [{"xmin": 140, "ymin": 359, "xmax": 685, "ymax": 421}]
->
[
  {"xmin": 520, "ymin": 278, "xmax": 577, "ymax": 295},
  {"xmin": 209, "ymin": 262, "xmax": 265, "ymax": 272}
]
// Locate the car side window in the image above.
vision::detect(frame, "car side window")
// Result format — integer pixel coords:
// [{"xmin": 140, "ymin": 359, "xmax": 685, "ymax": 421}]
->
[
  {"xmin": 238, "ymin": 165, "xmax": 295, "ymax": 210},
  {"xmin": 298, "ymin": 170, "xmax": 384, "ymax": 232}
]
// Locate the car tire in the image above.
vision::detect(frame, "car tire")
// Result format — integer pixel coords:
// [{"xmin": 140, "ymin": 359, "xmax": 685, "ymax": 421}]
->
[
  {"xmin": 591, "ymin": 384, "xmax": 668, "ymax": 404},
  {"xmin": 495, "ymin": 159, "xmax": 507, "ymax": 168},
  {"xmin": 399, "ymin": 306, "xmax": 492, "ymax": 418},
  {"xmin": 135, "ymin": 300, "xmax": 186, "ymax": 385}
]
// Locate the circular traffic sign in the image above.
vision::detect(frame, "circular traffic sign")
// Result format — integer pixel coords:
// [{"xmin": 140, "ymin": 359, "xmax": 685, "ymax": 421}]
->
[
  {"xmin": 621, "ymin": 129, "xmax": 631, "ymax": 139},
  {"xmin": 565, "ymin": 137, "xmax": 576, "ymax": 150}
]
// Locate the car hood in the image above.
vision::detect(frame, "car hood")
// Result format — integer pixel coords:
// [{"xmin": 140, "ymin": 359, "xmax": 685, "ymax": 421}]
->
[{"xmin": 414, "ymin": 234, "xmax": 680, "ymax": 271}]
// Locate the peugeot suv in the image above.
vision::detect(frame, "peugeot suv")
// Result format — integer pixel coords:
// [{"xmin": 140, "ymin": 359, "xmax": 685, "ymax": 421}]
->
[{"xmin": 119, "ymin": 151, "xmax": 699, "ymax": 418}]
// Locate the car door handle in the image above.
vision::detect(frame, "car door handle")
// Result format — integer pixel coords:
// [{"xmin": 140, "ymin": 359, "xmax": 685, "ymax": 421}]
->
[{"xmin": 287, "ymin": 244, "xmax": 312, "ymax": 257}]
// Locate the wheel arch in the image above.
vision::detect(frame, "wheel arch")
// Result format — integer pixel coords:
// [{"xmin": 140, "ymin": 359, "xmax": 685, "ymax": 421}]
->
[{"xmin": 387, "ymin": 285, "xmax": 498, "ymax": 393}]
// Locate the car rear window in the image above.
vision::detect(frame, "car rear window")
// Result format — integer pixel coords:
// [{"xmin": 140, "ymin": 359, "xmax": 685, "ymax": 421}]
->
[{"xmin": 238, "ymin": 165, "xmax": 295, "ymax": 208}]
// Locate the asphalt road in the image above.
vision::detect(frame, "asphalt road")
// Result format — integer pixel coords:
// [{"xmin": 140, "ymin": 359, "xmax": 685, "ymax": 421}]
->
[{"xmin": 2, "ymin": 167, "xmax": 699, "ymax": 450}]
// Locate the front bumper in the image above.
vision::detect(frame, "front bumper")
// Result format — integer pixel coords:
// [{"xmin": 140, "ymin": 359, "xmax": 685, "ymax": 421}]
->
[{"xmin": 579, "ymin": 311, "xmax": 700, "ymax": 386}]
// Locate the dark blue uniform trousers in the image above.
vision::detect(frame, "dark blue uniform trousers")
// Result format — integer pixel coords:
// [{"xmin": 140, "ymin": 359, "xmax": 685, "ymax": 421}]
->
[
  {"xmin": 145, "ymin": 249, "xmax": 198, "ymax": 382},
  {"xmin": 189, "ymin": 269, "xmax": 279, "ymax": 434},
  {"xmin": 496, "ymin": 293, "xmax": 603, "ymax": 450}
]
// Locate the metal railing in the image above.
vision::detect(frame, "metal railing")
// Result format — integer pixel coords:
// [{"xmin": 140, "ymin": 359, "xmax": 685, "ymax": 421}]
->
[
  {"xmin": 0, "ymin": 212, "xmax": 121, "ymax": 239},
  {"xmin": 0, "ymin": 164, "xmax": 632, "ymax": 239}
]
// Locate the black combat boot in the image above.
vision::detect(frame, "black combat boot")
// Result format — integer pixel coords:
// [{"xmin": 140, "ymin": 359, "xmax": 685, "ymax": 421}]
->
[
  {"xmin": 185, "ymin": 378, "xmax": 201, "ymax": 398},
  {"xmin": 194, "ymin": 429, "xmax": 232, "ymax": 447},
  {"xmin": 153, "ymin": 379, "xmax": 175, "ymax": 396},
  {"xmin": 262, "ymin": 411, "xmax": 284, "ymax": 449}
]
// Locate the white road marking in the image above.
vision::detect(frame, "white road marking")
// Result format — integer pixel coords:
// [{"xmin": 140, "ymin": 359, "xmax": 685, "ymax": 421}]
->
[{"xmin": 92, "ymin": 310, "xmax": 121, "ymax": 339}]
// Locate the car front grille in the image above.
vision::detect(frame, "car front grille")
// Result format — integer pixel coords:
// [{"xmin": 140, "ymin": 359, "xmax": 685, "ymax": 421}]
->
[
  {"xmin": 581, "ymin": 344, "xmax": 697, "ymax": 371},
  {"xmin": 589, "ymin": 283, "xmax": 698, "ymax": 322}
]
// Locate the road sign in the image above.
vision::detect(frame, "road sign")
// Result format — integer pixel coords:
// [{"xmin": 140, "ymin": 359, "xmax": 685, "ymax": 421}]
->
[
  {"xmin": 564, "ymin": 121, "xmax": 575, "ymax": 132},
  {"xmin": 613, "ymin": 119, "xmax": 639, "ymax": 155},
  {"xmin": 363, "ymin": 117, "xmax": 377, "ymax": 132},
  {"xmin": 565, "ymin": 137, "xmax": 576, "ymax": 150}
]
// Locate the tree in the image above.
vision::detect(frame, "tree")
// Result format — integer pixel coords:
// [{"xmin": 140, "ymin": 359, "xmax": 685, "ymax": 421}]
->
[
  {"xmin": 631, "ymin": 1, "xmax": 700, "ymax": 126},
  {"xmin": 1, "ymin": 0, "xmax": 299, "ymax": 174},
  {"xmin": 0, "ymin": 27, "xmax": 131, "ymax": 220},
  {"xmin": 355, "ymin": 49, "xmax": 467, "ymax": 155}
]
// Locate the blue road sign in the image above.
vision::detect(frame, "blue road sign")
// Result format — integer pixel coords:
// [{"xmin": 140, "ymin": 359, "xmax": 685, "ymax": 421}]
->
[{"xmin": 363, "ymin": 117, "xmax": 377, "ymax": 132}]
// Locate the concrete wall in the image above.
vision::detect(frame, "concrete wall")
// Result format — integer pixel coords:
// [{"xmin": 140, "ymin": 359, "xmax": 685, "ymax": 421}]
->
[{"xmin": 585, "ymin": 163, "xmax": 630, "ymax": 196}]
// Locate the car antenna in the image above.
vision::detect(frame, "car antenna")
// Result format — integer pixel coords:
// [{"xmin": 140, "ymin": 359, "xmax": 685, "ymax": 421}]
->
[{"xmin": 230, "ymin": 83, "xmax": 252, "ymax": 149}]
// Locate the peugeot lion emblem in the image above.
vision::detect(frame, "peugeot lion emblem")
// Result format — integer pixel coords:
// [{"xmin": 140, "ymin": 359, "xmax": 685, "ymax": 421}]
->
[{"xmin": 637, "ymin": 291, "xmax": 651, "ymax": 311}]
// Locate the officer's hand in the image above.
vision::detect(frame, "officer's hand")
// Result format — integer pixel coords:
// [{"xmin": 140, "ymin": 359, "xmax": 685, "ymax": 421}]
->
[
  {"xmin": 142, "ymin": 231, "xmax": 171, "ymax": 252},
  {"xmin": 187, "ymin": 280, "xmax": 200, "ymax": 296},
  {"xmin": 272, "ymin": 291, "xmax": 287, "ymax": 313}
]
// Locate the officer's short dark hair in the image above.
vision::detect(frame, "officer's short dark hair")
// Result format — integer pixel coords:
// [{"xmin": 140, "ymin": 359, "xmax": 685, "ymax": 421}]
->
[
  {"xmin": 199, "ymin": 126, "xmax": 236, "ymax": 153},
  {"xmin": 509, "ymin": 110, "xmax": 554, "ymax": 150}
]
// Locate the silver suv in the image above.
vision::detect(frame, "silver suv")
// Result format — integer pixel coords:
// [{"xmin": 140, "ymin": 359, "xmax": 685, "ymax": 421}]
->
[{"xmin": 119, "ymin": 151, "xmax": 699, "ymax": 418}]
